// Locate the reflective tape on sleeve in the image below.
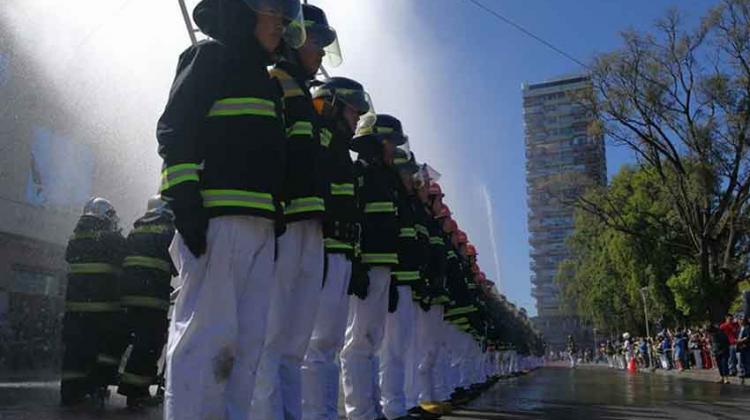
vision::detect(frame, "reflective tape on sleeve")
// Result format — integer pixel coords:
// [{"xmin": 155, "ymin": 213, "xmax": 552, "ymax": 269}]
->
[
  {"xmin": 201, "ymin": 189, "xmax": 276, "ymax": 212},
  {"xmin": 429, "ymin": 237, "xmax": 445, "ymax": 246},
  {"xmin": 364, "ymin": 202, "xmax": 396, "ymax": 214},
  {"xmin": 324, "ymin": 238, "xmax": 354, "ymax": 251},
  {"xmin": 284, "ymin": 196, "xmax": 325, "ymax": 215},
  {"xmin": 392, "ymin": 271, "xmax": 420, "ymax": 282},
  {"xmin": 330, "ymin": 183, "xmax": 355, "ymax": 197},
  {"xmin": 414, "ymin": 224, "xmax": 429, "ymax": 237},
  {"xmin": 207, "ymin": 97, "xmax": 277, "ymax": 118},
  {"xmin": 96, "ymin": 354, "xmax": 120, "ymax": 366},
  {"xmin": 399, "ymin": 227, "xmax": 417, "ymax": 239},
  {"xmin": 447, "ymin": 250, "xmax": 458, "ymax": 259},
  {"xmin": 271, "ymin": 69, "xmax": 305, "ymax": 98},
  {"xmin": 131, "ymin": 224, "xmax": 170, "ymax": 235},
  {"xmin": 320, "ymin": 129, "xmax": 333, "ymax": 148},
  {"xmin": 445, "ymin": 305, "xmax": 478, "ymax": 318},
  {"xmin": 361, "ymin": 253, "xmax": 399, "ymax": 265},
  {"xmin": 69, "ymin": 263, "xmax": 118, "ymax": 275},
  {"xmin": 121, "ymin": 295, "xmax": 170, "ymax": 311},
  {"xmin": 160, "ymin": 163, "xmax": 200, "ymax": 192},
  {"xmin": 123, "ymin": 256, "xmax": 171, "ymax": 273},
  {"xmin": 287, "ymin": 121, "xmax": 314, "ymax": 138}
]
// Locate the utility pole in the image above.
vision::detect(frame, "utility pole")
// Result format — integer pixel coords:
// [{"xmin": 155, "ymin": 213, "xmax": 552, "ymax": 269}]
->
[{"xmin": 639, "ymin": 287, "xmax": 651, "ymax": 340}]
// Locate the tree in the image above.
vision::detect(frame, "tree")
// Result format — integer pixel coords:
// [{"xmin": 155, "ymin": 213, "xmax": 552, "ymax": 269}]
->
[{"xmin": 583, "ymin": 0, "xmax": 750, "ymax": 320}]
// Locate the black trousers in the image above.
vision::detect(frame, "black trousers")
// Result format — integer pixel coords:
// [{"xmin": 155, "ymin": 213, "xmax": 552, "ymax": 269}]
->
[
  {"xmin": 60, "ymin": 310, "xmax": 127, "ymax": 402},
  {"xmin": 117, "ymin": 307, "xmax": 168, "ymax": 398}
]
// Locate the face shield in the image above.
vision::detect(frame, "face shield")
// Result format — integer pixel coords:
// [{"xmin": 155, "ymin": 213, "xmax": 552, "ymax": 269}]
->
[
  {"xmin": 244, "ymin": 0, "xmax": 307, "ymax": 48},
  {"xmin": 313, "ymin": 85, "xmax": 374, "ymax": 116},
  {"xmin": 305, "ymin": 20, "xmax": 342, "ymax": 67}
]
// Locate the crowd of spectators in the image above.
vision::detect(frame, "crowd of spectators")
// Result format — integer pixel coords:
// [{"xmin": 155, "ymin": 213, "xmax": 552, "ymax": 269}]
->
[{"xmin": 594, "ymin": 314, "xmax": 750, "ymax": 385}]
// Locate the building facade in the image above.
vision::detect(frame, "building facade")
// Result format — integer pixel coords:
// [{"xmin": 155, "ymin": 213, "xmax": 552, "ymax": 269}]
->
[{"xmin": 523, "ymin": 75, "xmax": 606, "ymax": 351}]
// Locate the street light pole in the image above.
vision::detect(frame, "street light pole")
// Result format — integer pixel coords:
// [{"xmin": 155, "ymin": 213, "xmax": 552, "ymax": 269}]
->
[{"xmin": 639, "ymin": 287, "xmax": 651, "ymax": 340}]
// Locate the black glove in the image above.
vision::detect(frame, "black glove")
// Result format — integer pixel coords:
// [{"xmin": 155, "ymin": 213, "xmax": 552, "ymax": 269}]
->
[
  {"xmin": 174, "ymin": 204, "xmax": 209, "ymax": 259},
  {"xmin": 348, "ymin": 263, "xmax": 369, "ymax": 300},
  {"xmin": 388, "ymin": 279, "xmax": 399, "ymax": 313},
  {"xmin": 419, "ymin": 297, "xmax": 432, "ymax": 312}
]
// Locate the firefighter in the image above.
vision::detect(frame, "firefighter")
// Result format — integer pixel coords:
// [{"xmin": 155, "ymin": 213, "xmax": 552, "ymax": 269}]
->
[
  {"xmin": 300, "ymin": 77, "xmax": 373, "ymax": 420},
  {"xmin": 251, "ymin": 5, "xmax": 342, "ymax": 419},
  {"xmin": 61, "ymin": 197, "xmax": 126, "ymax": 406},
  {"xmin": 117, "ymin": 195, "xmax": 176, "ymax": 408},
  {"xmin": 379, "ymin": 145, "xmax": 426, "ymax": 419},
  {"xmin": 157, "ymin": 0, "xmax": 306, "ymax": 418},
  {"xmin": 340, "ymin": 114, "xmax": 403, "ymax": 420}
]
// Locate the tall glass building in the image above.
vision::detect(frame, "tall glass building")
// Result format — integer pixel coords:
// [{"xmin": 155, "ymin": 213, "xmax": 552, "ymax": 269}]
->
[{"xmin": 523, "ymin": 75, "xmax": 606, "ymax": 350}]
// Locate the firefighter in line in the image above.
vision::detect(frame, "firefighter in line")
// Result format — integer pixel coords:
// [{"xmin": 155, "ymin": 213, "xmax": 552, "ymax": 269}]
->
[
  {"xmin": 252, "ymin": 5, "xmax": 342, "ymax": 419},
  {"xmin": 340, "ymin": 114, "xmax": 404, "ymax": 420},
  {"xmin": 157, "ymin": 0, "xmax": 306, "ymax": 418},
  {"xmin": 301, "ymin": 77, "xmax": 374, "ymax": 419},
  {"xmin": 61, "ymin": 197, "xmax": 126, "ymax": 406},
  {"xmin": 117, "ymin": 195, "xmax": 176, "ymax": 408}
]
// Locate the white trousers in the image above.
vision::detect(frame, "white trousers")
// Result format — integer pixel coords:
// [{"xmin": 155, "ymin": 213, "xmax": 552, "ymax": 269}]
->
[
  {"xmin": 340, "ymin": 267, "xmax": 391, "ymax": 420},
  {"xmin": 301, "ymin": 253, "xmax": 352, "ymax": 420},
  {"xmin": 251, "ymin": 220, "xmax": 324, "ymax": 420},
  {"xmin": 413, "ymin": 305, "xmax": 442, "ymax": 403},
  {"xmin": 380, "ymin": 286, "xmax": 416, "ymax": 418},
  {"xmin": 164, "ymin": 216, "xmax": 275, "ymax": 420}
]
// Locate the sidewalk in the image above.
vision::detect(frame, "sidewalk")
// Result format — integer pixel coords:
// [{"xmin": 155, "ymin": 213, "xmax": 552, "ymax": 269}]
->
[{"xmin": 584, "ymin": 362, "xmax": 750, "ymax": 386}]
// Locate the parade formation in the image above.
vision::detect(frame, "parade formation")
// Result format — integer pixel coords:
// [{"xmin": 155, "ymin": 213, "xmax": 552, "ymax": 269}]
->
[{"xmin": 58, "ymin": 1, "xmax": 544, "ymax": 419}]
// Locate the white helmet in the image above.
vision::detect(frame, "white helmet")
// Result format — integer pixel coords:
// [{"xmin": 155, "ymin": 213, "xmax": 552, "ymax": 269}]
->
[
  {"xmin": 622, "ymin": 332, "xmax": 631, "ymax": 340},
  {"xmin": 83, "ymin": 197, "xmax": 119, "ymax": 229},
  {"xmin": 146, "ymin": 194, "xmax": 174, "ymax": 220}
]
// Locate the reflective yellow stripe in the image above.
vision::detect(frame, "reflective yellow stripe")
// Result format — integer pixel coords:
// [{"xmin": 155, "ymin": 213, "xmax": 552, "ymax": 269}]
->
[
  {"xmin": 393, "ymin": 156, "xmax": 409, "ymax": 165},
  {"xmin": 121, "ymin": 295, "xmax": 170, "ymax": 311},
  {"xmin": 123, "ymin": 256, "xmax": 171, "ymax": 273},
  {"xmin": 160, "ymin": 163, "xmax": 200, "ymax": 192},
  {"xmin": 450, "ymin": 317, "xmax": 470, "ymax": 325},
  {"xmin": 131, "ymin": 225, "xmax": 170, "ymax": 235},
  {"xmin": 71, "ymin": 232, "xmax": 99, "ymax": 241},
  {"xmin": 66, "ymin": 301, "xmax": 121, "ymax": 312},
  {"xmin": 96, "ymin": 354, "xmax": 120, "ymax": 366},
  {"xmin": 69, "ymin": 263, "xmax": 118, "ymax": 275},
  {"xmin": 330, "ymin": 183, "xmax": 355, "ymax": 197},
  {"xmin": 121, "ymin": 372, "xmax": 154, "ymax": 386},
  {"xmin": 445, "ymin": 305, "xmax": 478, "ymax": 318},
  {"xmin": 432, "ymin": 295, "xmax": 450, "ymax": 304},
  {"xmin": 320, "ymin": 129, "xmax": 333, "ymax": 148},
  {"xmin": 392, "ymin": 271, "xmax": 420, "ymax": 282},
  {"xmin": 202, "ymin": 189, "xmax": 276, "ymax": 212},
  {"xmin": 399, "ymin": 227, "xmax": 417, "ymax": 239},
  {"xmin": 364, "ymin": 202, "xmax": 396, "ymax": 214},
  {"xmin": 467, "ymin": 283, "xmax": 478, "ymax": 290},
  {"xmin": 287, "ymin": 121, "xmax": 314, "ymax": 137},
  {"xmin": 415, "ymin": 224, "xmax": 429, "ymax": 237},
  {"xmin": 285, "ymin": 197, "xmax": 325, "ymax": 215},
  {"xmin": 62, "ymin": 370, "xmax": 89, "ymax": 380},
  {"xmin": 207, "ymin": 97, "xmax": 277, "ymax": 118},
  {"xmin": 324, "ymin": 238, "xmax": 354, "ymax": 251},
  {"xmin": 270, "ymin": 68, "xmax": 305, "ymax": 98},
  {"xmin": 447, "ymin": 250, "xmax": 458, "ymax": 259},
  {"xmin": 430, "ymin": 237, "xmax": 445, "ymax": 246},
  {"xmin": 361, "ymin": 253, "xmax": 399, "ymax": 265}
]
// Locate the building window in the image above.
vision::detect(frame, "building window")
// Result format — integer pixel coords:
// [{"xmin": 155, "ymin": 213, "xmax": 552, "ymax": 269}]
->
[{"xmin": 9, "ymin": 267, "xmax": 62, "ymax": 297}]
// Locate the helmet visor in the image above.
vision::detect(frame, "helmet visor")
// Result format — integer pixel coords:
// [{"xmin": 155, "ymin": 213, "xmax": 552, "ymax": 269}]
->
[
  {"xmin": 245, "ymin": 0, "xmax": 307, "ymax": 48},
  {"xmin": 305, "ymin": 22, "xmax": 342, "ymax": 67}
]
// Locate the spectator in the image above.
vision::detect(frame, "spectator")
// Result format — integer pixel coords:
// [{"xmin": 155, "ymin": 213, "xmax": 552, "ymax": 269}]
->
[
  {"xmin": 689, "ymin": 332, "xmax": 703, "ymax": 369},
  {"xmin": 638, "ymin": 337, "xmax": 650, "ymax": 368},
  {"xmin": 720, "ymin": 314, "xmax": 740, "ymax": 376},
  {"xmin": 709, "ymin": 323, "xmax": 731, "ymax": 384},
  {"xmin": 674, "ymin": 329, "xmax": 688, "ymax": 371},
  {"xmin": 737, "ymin": 316, "xmax": 750, "ymax": 385}
]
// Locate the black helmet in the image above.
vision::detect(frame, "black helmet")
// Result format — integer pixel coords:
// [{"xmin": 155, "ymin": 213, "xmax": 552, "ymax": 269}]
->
[
  {"xmin": 312, "ymin": 77, "xmax": 372, "ymax": 115},
  {"xmin": 351, "ymin": 114, "xmax": 407, "ymax": 153},
  {"xmin": 301, "ymin": 4, "xmax": 342, "ymax": 66}
]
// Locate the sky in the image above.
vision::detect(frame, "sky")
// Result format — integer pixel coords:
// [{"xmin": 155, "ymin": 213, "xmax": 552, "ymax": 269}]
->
[{"xmin": 2, "ymin": 0, "xmax": 719, "ymax": 315}]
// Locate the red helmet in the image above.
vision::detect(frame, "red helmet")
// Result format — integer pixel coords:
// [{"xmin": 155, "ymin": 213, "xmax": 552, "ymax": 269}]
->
[
  {"xmin": 456, "ymin": 230, "xmax": 468, "ymax": 244},
  {"xmin": 466, "ymin": 244, "xmax": 477, "ymax": 257},
  {"xmin": 436, "ymin": 204, "xmax": 451, "ymax": 219},
  {"xmin": 471, "ymin": 263, "xmax": 480, "ymax": 274},
  {"xmin": 444, "ymin": 218, "xmax": 458, "ymax": 233},
  {"xmin": 478, "ymin": 271, "xmax": 487, "ymax": 282},
  {"xmin": 428, "ymin": 182, "xmax": 444, "ymax": 197}
]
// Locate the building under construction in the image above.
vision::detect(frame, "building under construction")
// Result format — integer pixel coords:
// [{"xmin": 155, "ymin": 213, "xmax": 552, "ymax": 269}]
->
[{"xmin": 522, "ymin": 75, "xmax": 606, "ymax": 351}]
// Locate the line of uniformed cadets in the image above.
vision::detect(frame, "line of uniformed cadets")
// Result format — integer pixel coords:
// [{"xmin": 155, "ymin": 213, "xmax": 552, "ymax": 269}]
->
[
  {"xmin": 61, "ymin": 196, "xmax": 176, "ymax": 408},
  {"xmin": 61, "ymin": 0, "xmax": 544, "ymax": 418}
]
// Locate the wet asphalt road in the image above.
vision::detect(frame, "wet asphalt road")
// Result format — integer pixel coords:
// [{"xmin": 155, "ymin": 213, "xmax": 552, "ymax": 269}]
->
[{"xmin": 1, "ymin": 366, "xmax": 749, "ymax": 419}]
